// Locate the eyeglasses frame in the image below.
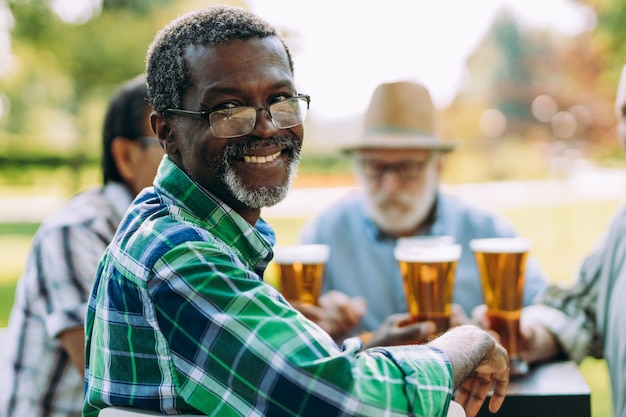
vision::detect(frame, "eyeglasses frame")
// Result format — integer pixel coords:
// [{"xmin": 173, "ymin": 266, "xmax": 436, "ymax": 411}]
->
[
  {"xmin": 165, "ymin": 94, "xmax": 310, "ymax": 138},
  {"xmin": 356, "ymin": 154, "xmax": 438, "ymax": 182}
]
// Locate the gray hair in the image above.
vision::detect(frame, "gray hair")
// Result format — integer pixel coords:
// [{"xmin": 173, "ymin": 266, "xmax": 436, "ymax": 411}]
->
[{"xmin": 146, "ymin": 5, "xmax": 294, "ymax": 114}]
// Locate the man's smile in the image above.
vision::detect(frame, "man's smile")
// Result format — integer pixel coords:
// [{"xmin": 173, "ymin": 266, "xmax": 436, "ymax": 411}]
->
[{"xmin": 243, "ymin": 150, "xmax": 281, "ymax": 163}]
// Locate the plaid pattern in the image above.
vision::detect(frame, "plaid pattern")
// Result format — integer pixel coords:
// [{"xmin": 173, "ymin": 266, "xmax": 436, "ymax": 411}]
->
[
  {"xmin": 523, "ymin": 203, "xmax": 626, "ymax": 417},
  {"xmin": 0, "ymin": 183, "xmax": 132, "ymax": 417},
  {"xmin": 84, "ymin": 157, "xmax": 454, "ymax": 417}
]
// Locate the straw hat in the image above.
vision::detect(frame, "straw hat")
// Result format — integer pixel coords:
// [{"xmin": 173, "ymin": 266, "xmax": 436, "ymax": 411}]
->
[{"xmin": 342, "ymin": 81, "xmax": 457, "ymax": 152}]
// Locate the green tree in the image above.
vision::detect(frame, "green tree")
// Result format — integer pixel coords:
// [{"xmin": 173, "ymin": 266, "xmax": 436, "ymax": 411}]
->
[{"xmin": 0, "ymin": 0, "xmax": 244, "ymax": 192}]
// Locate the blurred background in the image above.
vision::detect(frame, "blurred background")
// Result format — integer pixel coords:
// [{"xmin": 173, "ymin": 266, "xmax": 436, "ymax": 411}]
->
[{"xmin": 0, "ymin": 1, "xmax": 624, "ymax": 415}]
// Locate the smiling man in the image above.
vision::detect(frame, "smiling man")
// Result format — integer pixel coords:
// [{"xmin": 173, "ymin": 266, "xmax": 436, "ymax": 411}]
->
[{"xmin": 83, "ymin": 6, "xmax": 509, "ymax": 417}]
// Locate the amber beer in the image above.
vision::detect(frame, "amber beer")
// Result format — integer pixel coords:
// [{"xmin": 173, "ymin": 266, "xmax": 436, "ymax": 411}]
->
[
  {"xmin": 394, "ymin": 244, "xmax": 462, "ymax": 336},
  {"xmin": 273, "ymin": 244, "xmax": 330, "ymax": 305},
  {"xmin": 470, "ymin": 237, "xmax": 531, "ymax": 375}
]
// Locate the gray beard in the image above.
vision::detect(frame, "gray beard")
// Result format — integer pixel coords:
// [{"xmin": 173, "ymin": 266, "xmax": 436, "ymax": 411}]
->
[{"xmin": 223, "ymin": 155, "xmax": 300, "ymax": 209}]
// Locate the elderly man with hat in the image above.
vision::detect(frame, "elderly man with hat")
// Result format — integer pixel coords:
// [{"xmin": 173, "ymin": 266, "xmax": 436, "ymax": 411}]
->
[{"xmin": 300, "ymin": 80, "xmax": 548, "ymax": 346}]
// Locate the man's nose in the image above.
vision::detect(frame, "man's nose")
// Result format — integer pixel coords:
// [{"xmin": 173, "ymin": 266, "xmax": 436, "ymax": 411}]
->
[
  {"xmin": 251, "ymin": 108, "xmax": 280, "ymax": 138},
  {"xmin": 378, "ymin": 168, "xmax": 403, "ymax": 192}
]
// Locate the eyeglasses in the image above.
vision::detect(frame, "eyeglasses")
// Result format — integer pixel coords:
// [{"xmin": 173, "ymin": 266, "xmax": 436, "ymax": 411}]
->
[
  {"xmin": 359, "ymin": 159, "xmax": 432, "ymax": 181},
  {"xmin": 165, "ymin": 94, "xmax": 310, "ymax": 139}
]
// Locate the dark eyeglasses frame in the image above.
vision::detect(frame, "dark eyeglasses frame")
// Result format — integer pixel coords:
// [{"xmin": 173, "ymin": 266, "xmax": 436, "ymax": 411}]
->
[
  {"xmin": 165, "ymin": 94, "xmax": 310, "ymax": 138},
  {"xmin": 358, "ymin": 157, "xmax": 435, "ymax": 181}
]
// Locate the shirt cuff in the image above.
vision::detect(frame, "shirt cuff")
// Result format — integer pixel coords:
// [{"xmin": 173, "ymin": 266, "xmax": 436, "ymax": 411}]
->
[{"xmin": 45, "ymin": 303, "xmax": 88, "ymax": 339}]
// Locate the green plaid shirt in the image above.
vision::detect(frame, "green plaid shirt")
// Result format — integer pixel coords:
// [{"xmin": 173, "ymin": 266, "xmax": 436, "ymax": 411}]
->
[{"xmin": 84, "ymin": 157, "xmax": 454, "ymax": 417}]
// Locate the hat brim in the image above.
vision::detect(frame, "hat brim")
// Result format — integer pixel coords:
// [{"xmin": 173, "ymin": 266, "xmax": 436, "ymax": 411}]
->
[{"xmin": 340, "ymin": 134, "xmax": 458, "ymax": 153}]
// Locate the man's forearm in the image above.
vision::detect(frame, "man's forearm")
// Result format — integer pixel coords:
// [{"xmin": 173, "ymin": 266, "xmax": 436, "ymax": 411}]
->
[
  {"xmin": 428, "ymin": 325, "xmax": 497, "ymax": 388},
  {"xmin": 58, "ymin": 326, "xmax": 85, "ymax": 377}
]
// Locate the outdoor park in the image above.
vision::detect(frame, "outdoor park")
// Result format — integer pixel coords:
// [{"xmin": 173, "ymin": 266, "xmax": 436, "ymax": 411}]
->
[{"xmin": 1, "ymin": 0, "xmax": 626, "ymax": 416}]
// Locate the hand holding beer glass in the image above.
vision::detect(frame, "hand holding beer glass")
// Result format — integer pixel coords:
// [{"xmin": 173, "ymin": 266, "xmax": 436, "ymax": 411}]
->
[
  {"xmin": 273, "ymin": 244, "xmax": 330, "ymax": 305},
  {"xmin": 470, "ymin": 237, "xmax": 531, "ymax": 376},
  {"xmin": 394, "ymin": 243, "xmax": 462, "ymax": 338}
]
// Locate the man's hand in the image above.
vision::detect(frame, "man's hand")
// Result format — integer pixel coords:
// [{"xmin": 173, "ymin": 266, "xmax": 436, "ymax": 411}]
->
[
  {"xmin": 453, "ymin": 341, "xmax": 509, "ymax": 417},
  {"xmin": 292, "ymin": 290, "xmax": 366, "ymax": 342},
  {"xmin": 429, "ymin": 325, "xmax": 509, "ymax": 417},
  {"xmin": 363, "ymin": 304, "xmax": 472, "ymax": 349},
  {"xmin": 472, "ymin": 304, "xmax": 561, "ymax": 364},
  {"xmin": 450, "ymin": 303, "xmax": 473, "ymax": 327},
  {"xmin": 363, "ymin": 313, "xmax": 437, "ymax": 348}
]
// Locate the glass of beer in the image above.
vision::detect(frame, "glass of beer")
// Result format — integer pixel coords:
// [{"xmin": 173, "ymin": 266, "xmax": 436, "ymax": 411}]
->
[
  {"xmin": 394, "ymin": 243, "xmax": 462, "ymax": 337},
  {"xmin": 272, "ymin": 244, "xmax": 330, "ymax": 306},
  {"xmin": 470, "ymin": 237, "xmax": 531, "ymax": 376}
]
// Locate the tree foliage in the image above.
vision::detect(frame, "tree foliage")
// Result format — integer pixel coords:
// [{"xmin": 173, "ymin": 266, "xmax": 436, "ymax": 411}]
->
[
  {"xmin": 454, "ymin": 3, "xmax": 619, "ymax": 157},
  {"xmin": 0, "ymin": 0, "xmax": 237, "ymax": 158}
]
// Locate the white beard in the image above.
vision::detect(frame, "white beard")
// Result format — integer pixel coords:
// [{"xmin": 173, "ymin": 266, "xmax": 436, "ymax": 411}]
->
[{"xmin": 363, "ymin": 170, "xmax": 439, "ymax": 236}]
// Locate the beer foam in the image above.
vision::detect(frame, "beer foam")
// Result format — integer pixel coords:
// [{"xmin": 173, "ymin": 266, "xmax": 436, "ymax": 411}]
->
[
  {"xmin": 394, "ymin": 244, "xmax": 462, "ymax": 262},
  {"xmin": 469, "ymin": 238, "xmax": 532, "ymax": 253},
  {"xmin": 396, "ymin": 235, "xmax": 455, "ymax": 248},
  {"xmin": 273, "ymin": 244, "xmax": 330, "ymax": 264}
]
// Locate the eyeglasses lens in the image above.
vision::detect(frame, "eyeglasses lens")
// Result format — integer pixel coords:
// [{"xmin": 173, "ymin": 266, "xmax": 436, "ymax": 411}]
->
[
  {"xmin": 209, "ymin": 108, "xmax": 256, "ymax": 138},
  {"xmin": 270, "ymin": 98, "xmax": 308, "ymax": 129},
  {"xmin": 208, "ymin": 97, "xmax": 308, "ymax": 138},
  {"xmin": 362, "ymin": 161, "xmax": 425, "ymax": 180}
]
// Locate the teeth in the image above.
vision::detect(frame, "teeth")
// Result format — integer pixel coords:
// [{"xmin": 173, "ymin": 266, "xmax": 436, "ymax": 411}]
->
[{"xmin": 243, "ymin": 150, "xmax": 281, "ymax": 163}]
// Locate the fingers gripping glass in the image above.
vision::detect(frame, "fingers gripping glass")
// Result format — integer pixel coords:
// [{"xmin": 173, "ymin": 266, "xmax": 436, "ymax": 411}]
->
[{"xmin": 166, "ymin": 94, "xmax": 310, "ymax": 138}]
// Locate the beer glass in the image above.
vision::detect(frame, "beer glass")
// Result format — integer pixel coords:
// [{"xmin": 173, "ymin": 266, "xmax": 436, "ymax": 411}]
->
[
  {"xmin": 470, "ymin": 237, "xmax": 531, "ymax": 375},
  {"xmin": 273, "ymin": 244, "xmax": 330, "ymax": 306},
  {"xmin": 394, "ymin": 243, "xmax": 462, "ymax": 336}
]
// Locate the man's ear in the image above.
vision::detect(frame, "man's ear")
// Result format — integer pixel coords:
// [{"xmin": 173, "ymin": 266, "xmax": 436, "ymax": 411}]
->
[
  {"xmin": 435, "ymin": 153, "xmax": 445, "ymax": 175},
  {"xmin": 151, "ymin": 111, "xmax": 176, "ymax": 155},
  {"xmin": 110, "ymin": 137, "xmax": 140, "ymax": 184}
]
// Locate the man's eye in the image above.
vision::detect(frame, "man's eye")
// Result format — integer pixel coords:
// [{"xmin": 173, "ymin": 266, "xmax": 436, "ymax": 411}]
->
[
  {"xmin": 212, "ymin": 102, "xmax": 241, "ymax": 112},
  {"xmin": 270, "ymin": 94, "xmax": 292, "ymax": 104}
]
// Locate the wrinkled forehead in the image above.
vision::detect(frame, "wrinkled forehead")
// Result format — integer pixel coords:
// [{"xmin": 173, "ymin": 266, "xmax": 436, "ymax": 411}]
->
[{"xmin": 616, "ymin": 64, "xmax": 626, "ymax": 117}]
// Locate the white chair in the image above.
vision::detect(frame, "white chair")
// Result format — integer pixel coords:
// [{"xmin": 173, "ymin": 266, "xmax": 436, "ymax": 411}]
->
[
  {"xmin": 98, "ymin": 402, "xmax": 462, "ymax": 417},
  {"xmin": 0, "ymin": 327, "xmax": 8, "ymax": 359},
  {"xmin": 447, "ymin": 400, "xmax": 466, "ymax": 417},
  {"xmin": 98, "ymin": 406, "xmax": 202, "ymax": 416},
  {"xmin": 99, "ymin": 401, "xmax": 462, "ymax": 417}
]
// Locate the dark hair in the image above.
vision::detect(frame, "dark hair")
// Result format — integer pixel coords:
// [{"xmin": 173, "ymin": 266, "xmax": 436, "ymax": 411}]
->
[
  {"xmin": 145, "ymin": 5, "xmax": 294, "ymax": 114},
  {"xmin": 102, "ymin": 74, "xmax": 150, "ymax": 184}
]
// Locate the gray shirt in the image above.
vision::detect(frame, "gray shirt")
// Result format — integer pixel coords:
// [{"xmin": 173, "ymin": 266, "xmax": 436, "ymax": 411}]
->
[
  {"xmin": 524, "ymin": 202, "xmax": 626, "ymax": 417},
  {"xmin": 0, "ymin": 183, "xmax": 132, "ymax": 417}
]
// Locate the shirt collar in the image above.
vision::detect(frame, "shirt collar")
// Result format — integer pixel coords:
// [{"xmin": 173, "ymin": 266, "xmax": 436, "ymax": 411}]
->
[{"xmin": 154, "ymin": 156, "xmax": 274, "ymax": 273}]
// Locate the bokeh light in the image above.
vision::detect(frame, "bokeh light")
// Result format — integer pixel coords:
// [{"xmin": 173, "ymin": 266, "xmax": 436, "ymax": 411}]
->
[
  {"xmin": 551, "ymin": 111, "xmax": 578, "ymax": 139},
  {"xmin": 532, "ymin": 94, "xmax": 558, "ymax": 123},
  {"xmin": 479, "ymin": 108, "xmax": 507, "ymax": 138}
]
